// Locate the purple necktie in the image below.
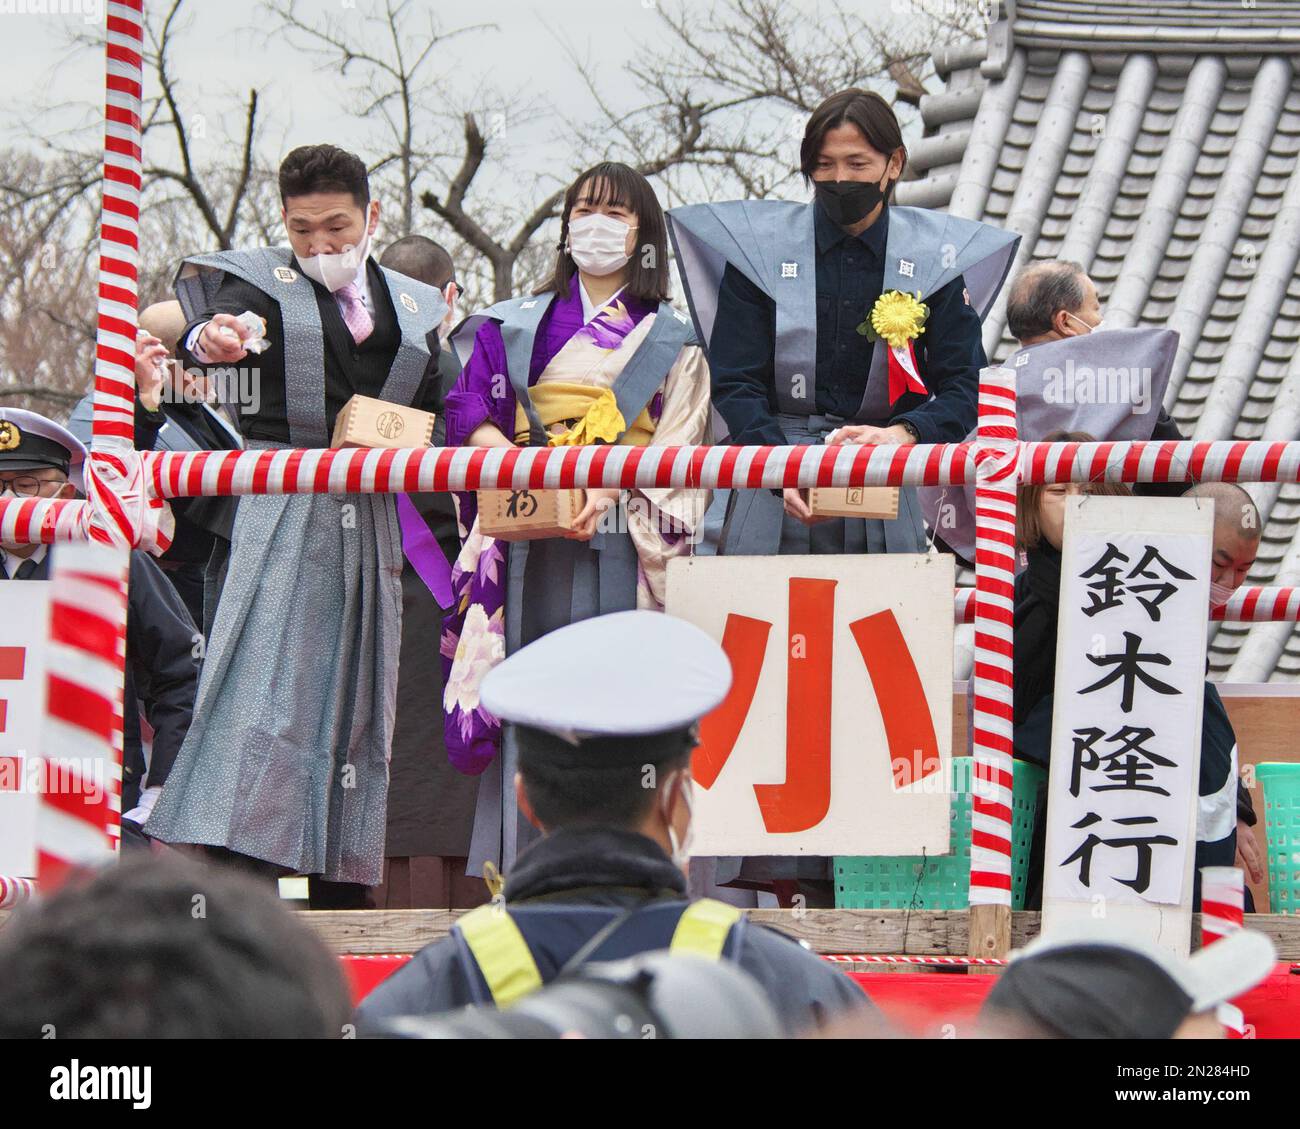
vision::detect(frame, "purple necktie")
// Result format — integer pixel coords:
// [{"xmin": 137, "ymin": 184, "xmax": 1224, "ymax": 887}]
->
[{"xmin": 338, "ymin": 282, "xmax": 374, "ymax": 345}]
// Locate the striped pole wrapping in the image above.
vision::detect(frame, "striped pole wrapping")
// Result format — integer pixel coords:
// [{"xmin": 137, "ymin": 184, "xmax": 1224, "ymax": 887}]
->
[
  {"xmin": 36, "ymin": 541, "xmax": 130, "ymax": 889},
  {"xmin": 969, "ymin": 367, "xmax": 1018, "ymax": 906},
  {"xmin": 139, "ymin": 438, "xmax": 1300, "ymax": 501},
  {"xmin": 955, "ymin": 585, "xmax": 1299, "ymax": 624},
  {"xmin": 34, "ymin": 2, "xmax": 144, "ymax": 890},
  {"xmin": 1200, "ymin": 866, "xmax": 1248, "ymax": 1036},
  {"xmin": 1200, "ymin": 866, "xmax": 1246, "ymax": 946},
  {"xmin": 82, "ymin": 1, "xmax": 174, "ymax": 556},
  {"xmin": 92, "ymin": 0, "xmax": 144, "ymax": 453},
  {"xmin": 0, "ymin": 876, "xmax": 36, "ymax": 909}
]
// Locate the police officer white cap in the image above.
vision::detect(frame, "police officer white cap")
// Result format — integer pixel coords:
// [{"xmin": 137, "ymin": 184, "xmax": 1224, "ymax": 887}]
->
[
  {"xmin": 0, "ymin": 408, "xmax": 87, "ymax": 493},
  {"xmin": 480, "ymin": 610, "xmax": 732, "ymax": 747}
]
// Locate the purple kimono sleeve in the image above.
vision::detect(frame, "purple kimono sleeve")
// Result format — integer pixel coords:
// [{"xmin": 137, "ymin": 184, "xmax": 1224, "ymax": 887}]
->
[{"xmin": 445, "ymin": 319, "xmax": 518, "ymax": 448}]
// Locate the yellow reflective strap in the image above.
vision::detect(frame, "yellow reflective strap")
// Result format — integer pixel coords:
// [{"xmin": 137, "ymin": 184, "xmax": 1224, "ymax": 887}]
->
[
  {"xmin": 455, "ymin": 904, "xmax": 543, "ymax": 1008},
  {"xmin": 669, "ymin": 898, "xmax": 743, "ymax": 960}
]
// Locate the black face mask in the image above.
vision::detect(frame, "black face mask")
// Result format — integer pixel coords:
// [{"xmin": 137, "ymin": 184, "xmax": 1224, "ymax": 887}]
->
[{"xmin": 814, "ymin": 176, "xmax": 890, "ymax": 227}]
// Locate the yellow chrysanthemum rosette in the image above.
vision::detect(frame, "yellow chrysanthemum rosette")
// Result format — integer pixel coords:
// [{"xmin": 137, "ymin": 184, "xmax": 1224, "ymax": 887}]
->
[{"xmin": 869, "ymin": 290, "xmax": 929, "ymax": 350}]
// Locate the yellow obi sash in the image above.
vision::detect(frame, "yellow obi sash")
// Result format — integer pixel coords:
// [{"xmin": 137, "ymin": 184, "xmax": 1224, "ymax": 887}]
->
[{"xmin": 513, "ymin": 383, "xmax": 655, "ymax": 448}]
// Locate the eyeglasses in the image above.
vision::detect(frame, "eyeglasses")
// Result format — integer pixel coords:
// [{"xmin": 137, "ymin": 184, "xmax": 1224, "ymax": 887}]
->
[{"xmin": 0, "ymin": 475, "xmax": 58, "ymax": 498}]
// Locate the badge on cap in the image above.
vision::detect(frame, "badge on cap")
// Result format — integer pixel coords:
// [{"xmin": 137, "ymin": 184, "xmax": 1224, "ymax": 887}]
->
[
  {"xmin": 400, "ymin": 293, "xmax": 419, "ymax": 313},
  {"xmin": 0, "ymin": 421, "xmax": 21, "ymax": 451},
  {"xmin": 274, "ymin": 266, "xmax": 298, "ymax": 284}
]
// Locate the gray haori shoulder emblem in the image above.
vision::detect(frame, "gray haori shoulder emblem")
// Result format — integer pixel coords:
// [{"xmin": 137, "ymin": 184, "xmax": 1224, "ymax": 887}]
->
[
  {"xmin": 399, "ymin": 293, "xmax": 418, "ymax": 313},
  {"xmin": 780, "ymin": 261, "xmax": 799, "ymax": 279},
  {"xmin": 521, "ymin": 299, "xmax": 540, "ymax": 310},
  {"xmin": 1015, "ymin": 351, "xmax": 1031, "ymax": 367},
  {"xmin": 273, "ymin": 266, "xmax": 298, "ymax": 284},
  {"xmin": 898, "ymin": 259, "xmax": 915, "ymax": 278}
]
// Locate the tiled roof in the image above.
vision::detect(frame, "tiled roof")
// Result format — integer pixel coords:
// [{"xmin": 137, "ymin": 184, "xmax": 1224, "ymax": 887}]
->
[{"xmin": 899, "ymin": 1, "xmax": 1300, "ymax": 682}]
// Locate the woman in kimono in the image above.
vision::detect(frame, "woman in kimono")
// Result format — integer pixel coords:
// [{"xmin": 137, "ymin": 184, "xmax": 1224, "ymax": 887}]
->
[{"xmin": 440, "ymin": 162, "xmax": 712, "ymax": 876}]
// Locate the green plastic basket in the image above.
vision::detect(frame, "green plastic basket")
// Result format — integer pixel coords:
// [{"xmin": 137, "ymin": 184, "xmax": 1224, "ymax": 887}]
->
[
  {"xmin": 834, "ymin": 758, "xmax": 1045, "ymax": 910},
  {"xmin": 1256, "ymin": 763, "xmax": 1300, "ymax": 915}
]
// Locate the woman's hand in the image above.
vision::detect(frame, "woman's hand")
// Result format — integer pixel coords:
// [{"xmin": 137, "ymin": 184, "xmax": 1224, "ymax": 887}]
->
[
  {"xmin": 465, "ymin": 422, "xmax": 515, "ymax": 449},
  {"xmin": 569, "ymin": 488, "xmax": 622, "ymax": 541}
]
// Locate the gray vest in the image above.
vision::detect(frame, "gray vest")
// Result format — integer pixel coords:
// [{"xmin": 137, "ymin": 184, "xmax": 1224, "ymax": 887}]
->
[
  {"xmin": 453, "ymin": 293, "xmax": 698, "ymax": 446},
  {"xmin": 667, "ymin": 201, "xmax": 1020, "ymax": 419},
  {"xmin": 175, "ymin": 247, "xmax": 447, "ymax": 447}
]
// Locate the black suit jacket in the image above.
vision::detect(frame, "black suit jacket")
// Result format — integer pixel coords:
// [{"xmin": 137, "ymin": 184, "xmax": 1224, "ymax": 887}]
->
[{"xmin": 178, "ymin": 258, "xmax": 442, "ymax": 444}]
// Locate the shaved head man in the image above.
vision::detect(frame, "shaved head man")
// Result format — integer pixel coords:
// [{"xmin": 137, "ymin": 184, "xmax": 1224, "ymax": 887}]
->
[{"xmin": 1186, "ymin": 482, "xmax": 1261, "ymax": 608}]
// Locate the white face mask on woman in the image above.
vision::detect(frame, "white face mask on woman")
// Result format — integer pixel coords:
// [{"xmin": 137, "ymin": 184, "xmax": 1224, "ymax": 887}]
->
[{"xmin": 566, "ymin": 213, "xmax": 635, "ymax": 277}]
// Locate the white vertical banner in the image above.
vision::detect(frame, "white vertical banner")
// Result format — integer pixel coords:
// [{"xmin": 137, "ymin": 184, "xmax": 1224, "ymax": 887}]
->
[
  {"xmin": 1043, "ymin": 497, "xmax": 1212, "ymax": 956},
  {"xmin": 0, "ymin": 580, "xmax": 51, "ymax": 879}
]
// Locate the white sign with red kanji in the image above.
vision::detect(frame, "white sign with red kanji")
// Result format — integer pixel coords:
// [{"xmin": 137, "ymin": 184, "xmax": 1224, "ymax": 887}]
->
[
  {"xmin": 0, "ymin": 580, "xmax": 51, "ymax": 878},
  {"xmin": 1043, "ymin": 497, "xmax": 1211, "ymax": 954},
  {"xmin": 666, "ymin": 554, "xmax": 954, "ymax": 857}
]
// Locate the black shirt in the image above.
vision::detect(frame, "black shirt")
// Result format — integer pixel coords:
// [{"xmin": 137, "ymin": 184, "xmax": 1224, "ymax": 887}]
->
[{"xmin": 708, "ymin": 203, "xmax": 988, "ymax": 446}]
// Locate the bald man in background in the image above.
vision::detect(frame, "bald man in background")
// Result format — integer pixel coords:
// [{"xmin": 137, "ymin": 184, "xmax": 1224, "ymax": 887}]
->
[{"xmin": 1186, "ymin": 482, "xmax": 1266, "ymax": 902}]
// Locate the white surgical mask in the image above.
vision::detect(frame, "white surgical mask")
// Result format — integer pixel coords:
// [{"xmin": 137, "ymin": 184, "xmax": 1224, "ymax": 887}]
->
[
  {"xmin": 1209, "ymin": 580, "xmax": 1236, "ymax": 610},
  {"xmin": 1066, "ymin": 310, "xmax": 1104, "ymax": 335},
  {"xmin": 566, "ymin": 213, "xmax": 634, "ymax": 277},
  {"xmin": 662, "ymin": 770, "xmax": 695, "ymax": 871},
  {"xmin": 295, "ymin": 226, "xmax": 372, "ymax": 293}
]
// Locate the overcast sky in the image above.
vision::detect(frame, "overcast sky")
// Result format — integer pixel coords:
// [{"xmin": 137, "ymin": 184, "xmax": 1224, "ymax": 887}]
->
[{"xmin": 1, "ymin": 0, "xmax": 913, "ymax": 176}]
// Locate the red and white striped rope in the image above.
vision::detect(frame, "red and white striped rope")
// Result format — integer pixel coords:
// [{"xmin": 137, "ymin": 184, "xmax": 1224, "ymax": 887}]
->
[
  {"xmin": 1022, "ymin": 439, "xmax": 1300, "ymax": 486},
  {"xmin": 955, "ymin": 585, "xmax": 1300, "ymax": 624},
  {"xmin": 37, "ymin": 542, "xmax": 130, "ymax": 889},
  {"xmin": 0, "ymin": 875, "xmax": 36, "ymax": 909},
  {"xmin": 0, "ymin": 497, "xmax": 89, "ymax": 544},
  {"xmin": 131, "ymin": 438, "xmax": 1300, "ymax": 500},
  {"xmin": 822, "ymin": 954, "xmax": 1007, "ymax": 966}
]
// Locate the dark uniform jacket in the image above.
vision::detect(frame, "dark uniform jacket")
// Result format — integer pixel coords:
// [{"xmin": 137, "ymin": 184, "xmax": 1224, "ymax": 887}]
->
[{"xmin": 354, "ymin": 827, "xmax": 871, "ymax": 1036}]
